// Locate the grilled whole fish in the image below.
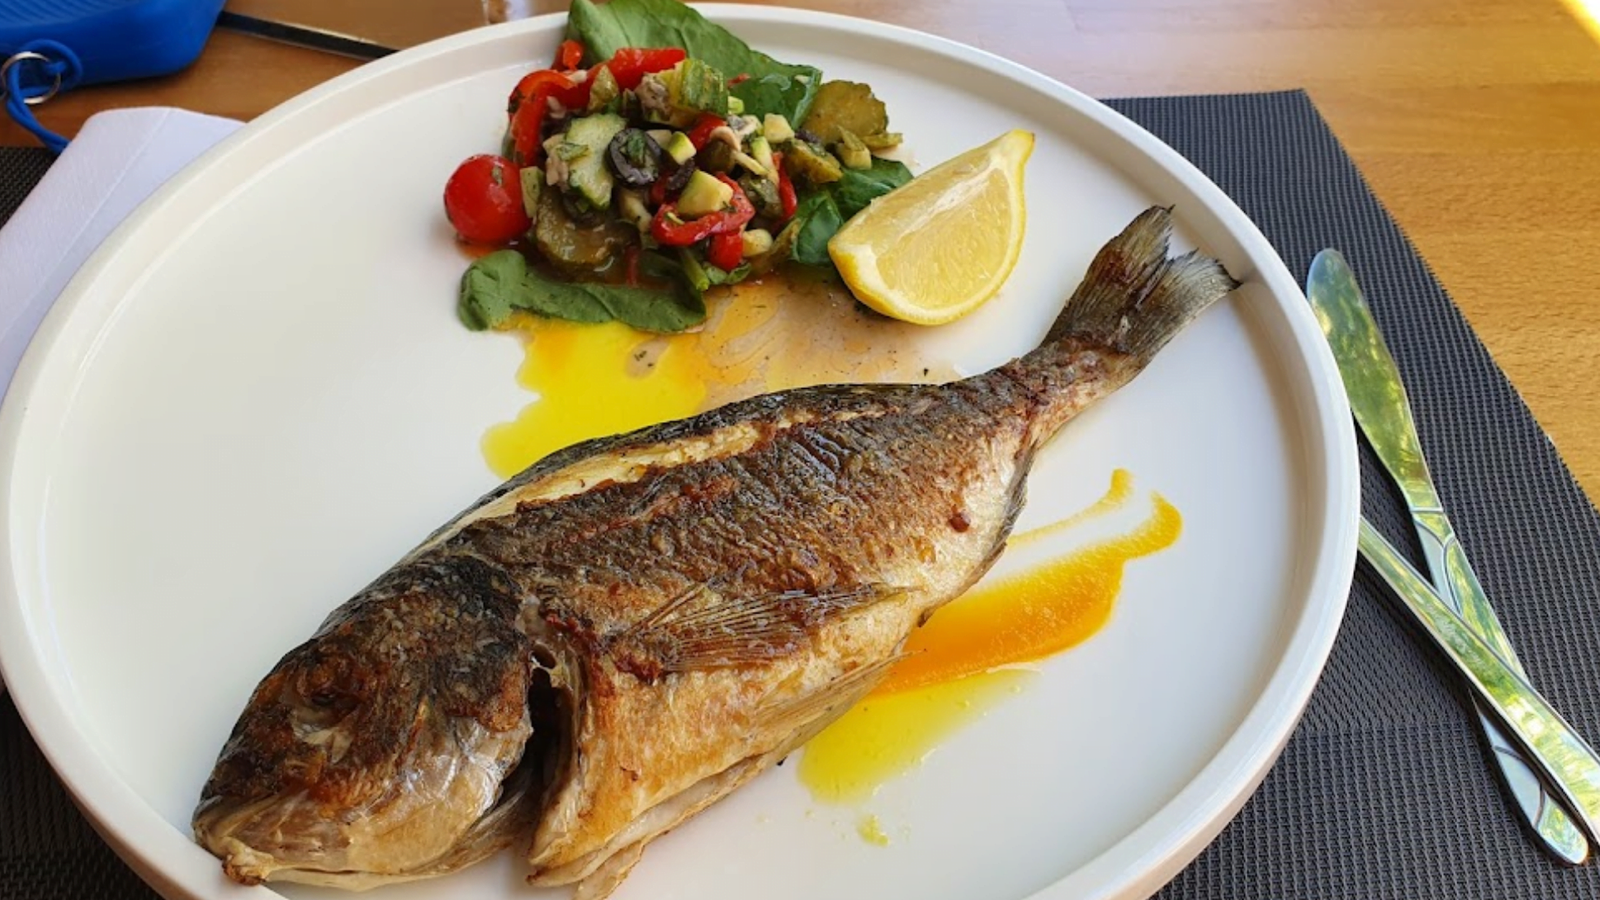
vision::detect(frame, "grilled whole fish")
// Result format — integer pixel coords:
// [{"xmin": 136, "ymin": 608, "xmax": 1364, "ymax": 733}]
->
[{"xmin": 193, "ymin": 207, "xmax": 1237, "ymax": 897}]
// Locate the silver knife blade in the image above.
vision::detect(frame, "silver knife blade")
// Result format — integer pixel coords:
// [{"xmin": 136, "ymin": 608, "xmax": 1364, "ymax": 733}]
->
[
  {"xmin": 1359, "ymin": 518, "xmax": 1600, "ymax": 844},
  {"xmin": 1308, "ymin": 248, "xmax": 1589, "ymax": 863}
]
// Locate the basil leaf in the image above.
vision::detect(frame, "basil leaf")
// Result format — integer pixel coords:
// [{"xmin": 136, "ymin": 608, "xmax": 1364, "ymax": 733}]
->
[
  {"xmin": 706, "ymin": 262, "xmax": 752, "ymax": 286},
  {"xmin": 831, "ymin": 157, "xmax": 913, "ymax": 219},
  {"xmin": 789, "ymin": 192, "xmax": 843, "ymax": 267},
  {"xmin": 458, "ymin": 250, "xmax": 533, "ymax": 330},
  {"xmin": 566, "ymin": 0, "xmax": 820, "ymax": 122},
  {"xmin": 459, "ymin": 250, "xmax": 707, "ymax": 333}
]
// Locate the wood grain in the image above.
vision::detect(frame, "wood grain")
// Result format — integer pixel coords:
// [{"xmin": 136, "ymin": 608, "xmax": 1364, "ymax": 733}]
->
[{"xmin": 4, "ymin": 0, "xmax": 1599, "ymax": 495}]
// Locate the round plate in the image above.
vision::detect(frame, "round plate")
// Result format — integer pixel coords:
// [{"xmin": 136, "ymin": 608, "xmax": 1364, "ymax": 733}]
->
[{"xmin": 0, "ymin": 7, "xmax": 1357, "ymax": 900}]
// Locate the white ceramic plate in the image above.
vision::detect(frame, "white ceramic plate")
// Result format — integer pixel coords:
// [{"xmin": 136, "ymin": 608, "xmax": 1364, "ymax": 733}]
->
[{"xmin": 0, "ymin": 8, "xmax": 1358, "ymax": 900}]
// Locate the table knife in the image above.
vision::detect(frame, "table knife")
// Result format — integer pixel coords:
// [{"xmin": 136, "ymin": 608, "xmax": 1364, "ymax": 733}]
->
[
  {"xmin": 215, "ymin": 11, "xmax": 398, "ymax": 61},
  {"xmin": 1359, "ymin": 519, "xmax": 1600, "ymax": 845},
  {"xmin": 1308, "ymin": 248, "xmax": 1590, "ymax": 863}
]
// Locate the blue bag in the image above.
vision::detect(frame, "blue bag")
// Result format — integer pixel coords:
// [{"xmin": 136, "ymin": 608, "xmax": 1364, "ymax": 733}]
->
[{"xmin": 1, "ymin": 0, "xmax": 227, "ymax": 151}]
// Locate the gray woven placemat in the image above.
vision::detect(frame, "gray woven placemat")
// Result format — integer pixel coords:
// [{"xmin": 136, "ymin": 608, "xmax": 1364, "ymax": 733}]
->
[{"xmin": 4, "ymin": 89, "xmax": 1600, "ymax": 899}]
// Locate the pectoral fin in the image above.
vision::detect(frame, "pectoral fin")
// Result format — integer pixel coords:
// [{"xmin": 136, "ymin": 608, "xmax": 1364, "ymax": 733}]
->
[
  {"xmin": 755, "ymin": 653, "xmax": 900, "ymax": 735},
  {"xmin": 614, "ymin": 583, "xmax": 903, "ymax": 677}
]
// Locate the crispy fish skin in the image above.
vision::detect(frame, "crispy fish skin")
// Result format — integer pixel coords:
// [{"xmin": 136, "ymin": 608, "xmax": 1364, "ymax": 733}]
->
[{"xmin": 193, "ymin": 207, "xmax": 1238, "ymax": 897}]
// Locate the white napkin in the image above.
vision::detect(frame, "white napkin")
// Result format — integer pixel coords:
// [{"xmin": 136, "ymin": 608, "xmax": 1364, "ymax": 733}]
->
[{"xmin": 0, "ymin": 107, "xmax": 242, "ymax": 697}]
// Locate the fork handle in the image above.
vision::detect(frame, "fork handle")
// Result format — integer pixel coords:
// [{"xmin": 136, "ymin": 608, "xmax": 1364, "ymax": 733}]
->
[
  {"xmin": 1360, "ymin": 518, "xmax": 1600, "ymax": 846},
  {"xmin": 1412, "ymin": 512, "xmax": 1590, "ymax": 863}
]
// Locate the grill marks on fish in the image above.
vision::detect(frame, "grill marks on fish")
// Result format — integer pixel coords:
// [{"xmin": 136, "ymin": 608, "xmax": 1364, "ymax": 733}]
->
[
  {"xmin": 192, "ymin": 206, "xmax": 1241, "ymax": 897},
  {"xmin": 446, "ymin": 383, "xmax": 1031, "ymax": 643},
  {"xmin": 410, "ymin": 407, "xmax": 863, "ymax": 560}
]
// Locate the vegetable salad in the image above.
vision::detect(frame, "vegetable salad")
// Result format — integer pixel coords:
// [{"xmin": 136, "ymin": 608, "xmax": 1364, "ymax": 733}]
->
[{"xmin": 446, "ymin": 0, "xmax": 913, "ymax": 333}]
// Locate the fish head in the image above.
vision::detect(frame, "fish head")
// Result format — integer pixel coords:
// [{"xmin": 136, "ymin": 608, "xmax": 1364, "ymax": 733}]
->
[{"xmin": 192, "ymin": 558, "xmax": 542, "ymax": 887}]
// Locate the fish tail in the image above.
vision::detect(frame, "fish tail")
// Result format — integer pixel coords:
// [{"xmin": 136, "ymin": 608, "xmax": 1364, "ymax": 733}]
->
[
  {"xmin": 1041, "ymin": 206, "xmax": 1239, "ymax": 366},
  {"xmin": 997, "ymin": 206, "xmax": 1238, "ymax": 446}
]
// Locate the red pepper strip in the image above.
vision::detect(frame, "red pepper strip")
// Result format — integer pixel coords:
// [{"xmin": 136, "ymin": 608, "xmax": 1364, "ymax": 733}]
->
[
  {"xmin": 728, "ymin": 72, "xmax": 751, "ymax": 86},
  {"xmin": 649, "ymin": 176, "xmax": 670, "ymax": 206},
  {"xmin": 555, "ymin": 39, "xmax": 584, "ymax": 70},
  {"xmin": 773, "ymin": 152, "xmax": 798, "ymax": 220},
  {"xmin": 686, "ymin": 113, "xmax": 727, "ymax": 150},
  {"xmin": 708, "ymin": 231, "xmax": 744, "ymax": 270},
  {"xmin": 507, "ymin": 69, "xmax": 584, "ymax": 167},
  {"xmin": 651, "ymin": 175, "xmax": 756, "ymax": 246},
  {"xmin": 606, "ymin": 47, "xmax": 686, "ymax": 91},
  {"xmin": 508, "ymin": 48, "xmax": 688, "ymax": 170}
]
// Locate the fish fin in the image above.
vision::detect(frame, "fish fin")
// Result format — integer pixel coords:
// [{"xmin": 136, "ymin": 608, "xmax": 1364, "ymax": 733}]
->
[
  {"xmin": 1042, "ymin": 206, "xmax": 1239, "ymax": 365},
  {"xmin": 616, "ymin": 583, "xmax": 904, "ymax": 676},
  {"xmin": 754, "ymin": 654, "xmax": 901, "ymax": 735}
]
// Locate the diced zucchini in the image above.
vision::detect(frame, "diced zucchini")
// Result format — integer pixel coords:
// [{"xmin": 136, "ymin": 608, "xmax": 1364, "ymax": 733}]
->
[
  {"xmin": 727, "ymin": 95, "xmax": 745, "ymax": 115},
  {"xmin": 731, "ymin": 149, "xmax": 768, "ymax": 178},
  {"xmin": 762, "ymin": 113, "xmax": 794, "ymax": 144},
  {"xmin": 616, "ymin": 189, "xmax": 652, "ymax": 233},
  {"xmin": 748, "ymin": 136, "xmax": 777, "ymax": 180},
  {"xmin": 563, "ymin": 113, "xmax": 627, "ymax": 209},
  {"xmin": 677, "ymin": 170, "xmax": 734, "ymax": 218},
  {"xmin": 836, "ymin": 128, "xmax": 872, "ymax": 170},
  {"xmin": 663, "ymin": 131, "xmax": 696, "ymax": 165},
  {"xmin": 861, "ymin": 132, "xmax": 903, "ymax": 151},
  {"xmin": 647, "ymin": 129, "xmax": 674, "ymax": 147},
  {"xmin": 519, "ymin": 167, "xmax": 544, "ymax": 221},
  {"xmin": 586, "ymin": 65, "xmax": 620, "ymax": 114},
  {"xmin": 741, "ymin": 228, "xmax": 773, "ymax": 257}
]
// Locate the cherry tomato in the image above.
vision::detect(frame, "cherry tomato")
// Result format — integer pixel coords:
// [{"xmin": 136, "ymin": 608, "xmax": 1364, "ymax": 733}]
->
[{"xmin": 443, "ymin": 155, "xmax": 530, "ymax": 245}]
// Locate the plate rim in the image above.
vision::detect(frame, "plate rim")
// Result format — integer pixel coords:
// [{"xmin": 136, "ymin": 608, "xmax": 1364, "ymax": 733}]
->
[{"xmin": 0, "ymin": 6, "xmax": 1360, "ymax": 900}]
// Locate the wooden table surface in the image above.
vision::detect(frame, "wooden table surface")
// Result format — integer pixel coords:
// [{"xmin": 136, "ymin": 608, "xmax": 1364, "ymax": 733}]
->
[{"xmin": 5, "ymin": 0, "xmax": 1599, "ymax": 495}]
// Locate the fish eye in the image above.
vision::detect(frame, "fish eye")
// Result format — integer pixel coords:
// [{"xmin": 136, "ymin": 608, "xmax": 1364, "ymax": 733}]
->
[
  {"xmin": 308, "ymin": 689, "xmax": 342, "ymax": 709},
  {"xmin": 292, "ymin": 648, "xmax": 367, "ymax": 713}
]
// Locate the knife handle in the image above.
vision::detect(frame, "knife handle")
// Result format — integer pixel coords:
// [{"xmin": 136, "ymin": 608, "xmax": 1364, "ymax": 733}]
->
[
  {"xmin": 1360, "ymin": 519, "xmax": 1600, "ymax": 847},
  {"xmin": 1414, "ymin": 510, "xmax": 1516, "ymax": 660},
  {"xmin": 1412, "ymin": 510, "xmax": 1590, "ymax": 863}
]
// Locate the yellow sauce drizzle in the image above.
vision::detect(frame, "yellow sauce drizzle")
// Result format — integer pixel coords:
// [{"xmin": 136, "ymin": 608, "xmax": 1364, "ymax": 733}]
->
[
  {"xmin": 1005, "ymin": 468, "xmax": 1136, "ymax": 550},
  {"xmin": 799, "ymin": 668, "xmax": 1035, "ymax": 804},
  {"xmin": 798, "ymin": 471, "xmax": 1183, "ymax": 815},
  {"xmin": 483, "ymin": 277, "xmax": 955, "ymax": 477},
  {"xmin": 877, "ymin": 491, "xmax": 1182, "ymax": 696},
  {"xmin": 483, "ymin": 319, "xmax": 707, "ymax": 477}
]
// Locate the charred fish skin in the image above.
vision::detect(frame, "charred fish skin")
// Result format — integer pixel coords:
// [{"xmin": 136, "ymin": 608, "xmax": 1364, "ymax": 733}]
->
[
  {"xmin": 193, "ymin": 206, "xmax": 1238, "ymax": 898},
  {"xmin": 192, "ymin": 555, "xmax": 545, "ymax": 887}
]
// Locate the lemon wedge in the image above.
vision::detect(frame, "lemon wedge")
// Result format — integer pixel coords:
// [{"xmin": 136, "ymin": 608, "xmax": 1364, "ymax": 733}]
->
[{"xmin": 827, "ymin": 129, "xmax": 1034, "ymax": 325}]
